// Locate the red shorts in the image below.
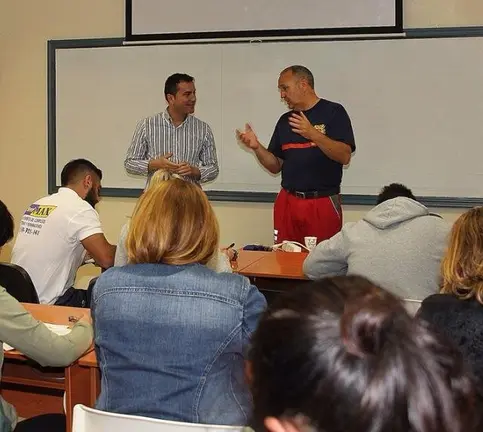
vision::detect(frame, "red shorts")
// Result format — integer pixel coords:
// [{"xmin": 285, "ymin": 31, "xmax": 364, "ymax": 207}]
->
[{"xmin": 273, "ymin": 189, "xmax": 342, "ymax": 245}]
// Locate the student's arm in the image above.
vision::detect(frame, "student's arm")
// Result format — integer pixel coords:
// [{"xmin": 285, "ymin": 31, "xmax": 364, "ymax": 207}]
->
[
  {"xmin": 242, "ymin": 281, "xmax": 267, "ymax": 353},
  {"xmin": 70, "ymin": 208, "xmax": 116, "ymax": 270},
  {"xmin": 0, "ymin": 287, "xmax": 93, "ymax": 367},
  {"xmin": 114, "ymin": 222, "xmax": 129, "ymax": 266},
  {"xmin": 303, "ymin": 228, "xmax": 351, "ymax": 279},
  {"xmin": 81, "ymin": 234, "xmax": 116, "ymax": 269}
]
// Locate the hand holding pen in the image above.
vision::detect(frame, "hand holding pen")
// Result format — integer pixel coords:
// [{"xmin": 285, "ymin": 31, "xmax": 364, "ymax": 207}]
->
[{"xmin": 222, "ymin": 243, "xmax": 238, "ymax": 262}]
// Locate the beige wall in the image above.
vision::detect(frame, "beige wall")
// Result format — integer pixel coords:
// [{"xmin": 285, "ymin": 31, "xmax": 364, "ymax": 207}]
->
[{"xmin": 1, "ymin": 0, "xmax": 482, "ymax": 276}]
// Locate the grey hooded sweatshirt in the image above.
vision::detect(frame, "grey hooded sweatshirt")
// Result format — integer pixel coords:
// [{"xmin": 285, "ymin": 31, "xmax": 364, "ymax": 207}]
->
[{"xmin": 303, "ymin": 197, "xmax": 451, "ymax": 300}]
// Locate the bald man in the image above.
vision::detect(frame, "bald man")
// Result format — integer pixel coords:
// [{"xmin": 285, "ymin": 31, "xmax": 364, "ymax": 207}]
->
[{"xmin": 237, "ymin": 65, "xmax": 355, "ymax": 245}]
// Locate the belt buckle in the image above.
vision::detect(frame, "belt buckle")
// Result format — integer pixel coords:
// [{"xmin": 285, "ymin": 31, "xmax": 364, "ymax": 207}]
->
[{"xmin": 295, "ymin": 191, "xmax": 306, "ymax": 199}]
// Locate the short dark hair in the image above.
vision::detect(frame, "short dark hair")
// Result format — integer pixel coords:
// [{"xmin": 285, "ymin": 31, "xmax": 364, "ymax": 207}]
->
[
  {"xmin": 281, "ymin": 65, "xmax": 315, "ymax": 89},
  {"xmin": 0, "ymin": 200, "xmax": 14, "ymax": 247},
  {"xmin": 60, "ymin": 159, "xmax": 102, "ymax": 187},
  {"xmin": 249, "ymin": 276, "xmax": 479, "ymax": 432},
  {"xmin": 164, "ymin": 73, "xmax": 194, "ymax": 100},
  {"xmin": 376, "ymin": 182, "xmax": 416, "ymax": 204}
]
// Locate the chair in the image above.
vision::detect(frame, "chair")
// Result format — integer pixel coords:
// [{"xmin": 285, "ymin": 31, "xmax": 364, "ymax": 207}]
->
[
  {"xmin": 72, "ymin": 405, "xmax": 244, "ymax": 432},
  {"xmin": 0, "ymin": 263, "xmax": 39, "ymax": 303}
]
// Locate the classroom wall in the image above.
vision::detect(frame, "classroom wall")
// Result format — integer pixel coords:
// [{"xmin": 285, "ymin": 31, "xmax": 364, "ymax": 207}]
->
[{"xmin": 1, "ymin": 0, "xmax": 481, "ymax": 271}]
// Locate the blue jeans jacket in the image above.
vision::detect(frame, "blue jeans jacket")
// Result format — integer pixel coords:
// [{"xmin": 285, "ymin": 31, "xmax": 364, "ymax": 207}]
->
[{"xmin": 91, "ymin": 263, "xmax": 267, "ymax": 425}]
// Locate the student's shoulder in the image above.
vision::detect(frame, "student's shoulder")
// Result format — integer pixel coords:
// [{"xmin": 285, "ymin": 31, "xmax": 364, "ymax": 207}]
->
[
  {"xmin": 420, "ymin": 213, "xmax": 452, "ymax": 234},
  {"xmin": 197, "ymin": 266, "xmax": 254, "ymax": 301},
  {"xmin": 26, "ymin": 192, "xmax": 87, "ymax": 218},
  {"xmin": 420, "ymin": 294, "xmax": 462, "ymax": 315}
]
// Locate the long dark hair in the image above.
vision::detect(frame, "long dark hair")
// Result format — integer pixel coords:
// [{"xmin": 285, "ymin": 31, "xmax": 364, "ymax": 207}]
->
[{"xmin": 249, "ymin": 276, "xmax": 479, "ymax": 432}]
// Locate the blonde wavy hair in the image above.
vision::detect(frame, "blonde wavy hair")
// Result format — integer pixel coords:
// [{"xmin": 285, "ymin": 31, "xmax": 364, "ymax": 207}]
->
[
  {"xmin": 441, "ymin": 207, "xmax": 483, "ymax": 304},
  {"xmin": 127, "ymin": 178, "xmax": 219, "ymax": 265}
]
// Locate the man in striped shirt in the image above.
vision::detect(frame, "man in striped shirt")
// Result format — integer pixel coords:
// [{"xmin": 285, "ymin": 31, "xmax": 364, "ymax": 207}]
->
[{"xmin": 125, "ymin": 73, "xmax": 219, "ymax": 185}]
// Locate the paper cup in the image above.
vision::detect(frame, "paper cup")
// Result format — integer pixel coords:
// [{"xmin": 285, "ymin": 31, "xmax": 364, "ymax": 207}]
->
[{"xmin": 304, "ymin": 236, "xmax": 317, "ymax": 251}]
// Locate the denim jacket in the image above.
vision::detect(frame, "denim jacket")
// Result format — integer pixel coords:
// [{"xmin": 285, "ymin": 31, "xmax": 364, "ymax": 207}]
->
[{"xmin": 91, "ymin": 263, "xmax": 267, "ymax": 425}]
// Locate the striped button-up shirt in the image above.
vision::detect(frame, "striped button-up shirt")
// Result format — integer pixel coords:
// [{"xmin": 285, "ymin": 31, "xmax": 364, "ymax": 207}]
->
[{"xmin": 124, "ymin": 110, "xmax": 219, "ymax": 184}]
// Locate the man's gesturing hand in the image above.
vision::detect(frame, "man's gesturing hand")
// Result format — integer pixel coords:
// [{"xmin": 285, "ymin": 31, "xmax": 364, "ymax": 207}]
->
[
  {"xmin": 150, "ymin": 152, "xmax": 181, "ymax": 172},
  {"xmin": 236, "ymin": 124, "xmax": 260, "ymax": 150},
  {"xmin": 288, "ymin": 112, "xmax": 316, "ymax": 141}
]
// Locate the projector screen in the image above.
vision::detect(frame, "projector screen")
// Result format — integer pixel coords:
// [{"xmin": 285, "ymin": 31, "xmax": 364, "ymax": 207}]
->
[{"xmin": 126, "ymin": 0, "xmax": 403, "ymax": 41}]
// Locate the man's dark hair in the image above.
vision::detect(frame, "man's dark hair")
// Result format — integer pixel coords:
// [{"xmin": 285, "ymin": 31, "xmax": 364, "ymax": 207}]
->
[
  {"xmin": 376, "ymin": 182, "xmax": 416, "ymax": 204},
  {"xmin": 249, "ymin": 276, "xmax": 480, "ymax": 432},
  {"xmin": 0, "ymin": 200, "xmax": 14, "ymax": 248},
  {"xmin": 282, "ymin": 65, "xmax": 315, "ymax": 89},
  {"xmin": 164, "ymin": 73, "xmax": 194, "ymax": 100},
  {"xmin": 60, "ymin": 159, "xmax": 102, "ymax": 187}
]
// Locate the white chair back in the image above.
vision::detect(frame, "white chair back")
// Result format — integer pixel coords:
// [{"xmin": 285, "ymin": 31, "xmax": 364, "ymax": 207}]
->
[
  {"xmin": 72, "ymin": 404, "xmax": 244, "ymax": 432},
  {"xmin": 403, "ymin": 299, "xmax": 422, "ymax": 316}
]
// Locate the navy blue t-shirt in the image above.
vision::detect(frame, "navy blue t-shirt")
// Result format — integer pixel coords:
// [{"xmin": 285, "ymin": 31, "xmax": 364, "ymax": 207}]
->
[{"xmin": 267, "ymin": 99, "xmax": 355, "ymax": 193}]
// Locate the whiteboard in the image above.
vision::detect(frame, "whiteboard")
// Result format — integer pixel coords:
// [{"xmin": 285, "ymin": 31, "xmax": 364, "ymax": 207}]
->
[
  {"xmin": 50, "ymin": 31, "xmax": 483, "ymax": 204},
  {"xmin": 128, "ymin": 0, "xmax": 401, "ymax": 40}
]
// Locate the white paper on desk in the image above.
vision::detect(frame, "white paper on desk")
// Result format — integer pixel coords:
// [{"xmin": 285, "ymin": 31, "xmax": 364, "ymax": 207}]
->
[{"xmin": 3, "ymin": 322, "xmax": 72, "ymax": 351}]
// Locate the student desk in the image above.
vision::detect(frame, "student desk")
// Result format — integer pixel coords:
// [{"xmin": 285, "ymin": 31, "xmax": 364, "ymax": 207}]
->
[
  {"xmin": 1, "ymin": 304, "xmax": 94, "ymax": 432},
  {"xmin": 236, "ymin": 250, "xmax": 309, "ymax": 302}
]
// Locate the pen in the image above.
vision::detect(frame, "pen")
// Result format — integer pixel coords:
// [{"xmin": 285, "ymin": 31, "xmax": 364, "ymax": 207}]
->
[{"xmin": 228, "ymin": 243, "xmax": 235, "ymax": 249}]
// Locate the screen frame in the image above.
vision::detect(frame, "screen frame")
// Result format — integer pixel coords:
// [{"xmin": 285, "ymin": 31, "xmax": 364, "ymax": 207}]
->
[{"xmin": 125, "ymin": 0, "xmax": 403, "ymax": 42}]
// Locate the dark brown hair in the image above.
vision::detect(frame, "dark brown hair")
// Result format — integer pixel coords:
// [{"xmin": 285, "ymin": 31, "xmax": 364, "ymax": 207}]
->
[
  {"xmin": 0, "ymin": 200, "xmax": 14, "ymax": 247},
  {"xmin": 249, "ymin": 276, "xmax": 479, "ymax": 432}
]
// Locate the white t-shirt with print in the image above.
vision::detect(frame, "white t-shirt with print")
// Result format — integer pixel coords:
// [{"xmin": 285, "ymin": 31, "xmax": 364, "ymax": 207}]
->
[{"xmin": 11, "ymin": 187, "xmax": 103, "ymax": 304}]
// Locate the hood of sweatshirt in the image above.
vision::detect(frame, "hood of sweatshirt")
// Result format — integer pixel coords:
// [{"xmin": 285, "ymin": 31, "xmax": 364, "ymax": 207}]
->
[{"xmin": 363, "ymin": 197, "xmax": 433, "ymax": 230}]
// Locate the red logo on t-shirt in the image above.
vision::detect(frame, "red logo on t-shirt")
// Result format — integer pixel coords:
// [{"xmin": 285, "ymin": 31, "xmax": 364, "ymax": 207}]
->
[{"xmin": 281, "ymin": 142, "xmax": 316, "ymax": 151}]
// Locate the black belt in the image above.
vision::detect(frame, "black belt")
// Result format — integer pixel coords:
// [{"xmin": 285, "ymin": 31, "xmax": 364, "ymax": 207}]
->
[{"xmin": 285, "ymin": 189, "xmax": 338, "ymax": 199}]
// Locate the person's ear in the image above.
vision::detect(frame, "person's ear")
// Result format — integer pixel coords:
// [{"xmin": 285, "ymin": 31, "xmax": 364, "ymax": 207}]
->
[
  {"xmin": 300, "ymin": 79, "xmax": 309, "ymax": 93},
  {"xmin": 83, "ymin": 174, "xmax": 93, "ymax": 190},
  {"xmin": 166, "ymin": 94, "xmax": 175, "ymax": 104},
  {"xmin": 264, "ymin": 417, "xmax": 301, "ymax": 432}
]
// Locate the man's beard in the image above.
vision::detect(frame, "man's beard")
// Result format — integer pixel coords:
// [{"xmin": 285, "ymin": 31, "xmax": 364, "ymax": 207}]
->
[{"xmin": 85, "ymin": 188, "xmax": 98, "ymax": 208}]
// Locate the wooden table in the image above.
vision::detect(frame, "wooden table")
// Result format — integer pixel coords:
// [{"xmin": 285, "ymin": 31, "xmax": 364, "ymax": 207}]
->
[
  {"xmin": 1, "ymin": 304, "xmax": 94, "ymax": 432},
  {"xmin": 230, "ymin": 250, "xmax": 268, "ymax": 273},
  {"xmin": 77, "ymin": 349, "xmax": 100, "ymax": 406},
  {"xmin": 236, "ymin": 250, "xmax": 309, "ymax": 303}
]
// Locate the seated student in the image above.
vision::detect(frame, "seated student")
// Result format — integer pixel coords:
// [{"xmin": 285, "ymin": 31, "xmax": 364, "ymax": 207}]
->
[
  {"xmin": 0, "ymin": 200, "xmax": 93, "ymax": 432},
  {"xmin": 11, "ymin": 159, "xmax": 116, "ymax": 307},
  {"xmin": 92, "ymin": 178, "xmax": 267, "ymax": 425},
  {"xmin": 114, "ymin": 169, "xmax": 235, "ymax": 272},
  {"xmin": 303, "ymin": 183, "xmax": 450, "ymax": 300},
  {"xmin": 248, "ymin": 276, "xmax": 481, "ymax": 432},
  {"xmin": 419, "ymin": 207, "xmax": 483, "ymax": 396}
]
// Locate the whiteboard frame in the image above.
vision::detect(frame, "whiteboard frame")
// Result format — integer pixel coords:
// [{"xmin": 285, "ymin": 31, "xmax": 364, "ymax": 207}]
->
[{"xmin": 47, "ymin": 26, "xmax": 483, "ymax": 207}]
